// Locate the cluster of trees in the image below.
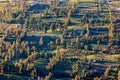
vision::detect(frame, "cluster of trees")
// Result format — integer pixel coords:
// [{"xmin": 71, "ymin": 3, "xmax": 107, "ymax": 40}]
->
[
  {"xmin": 93, "ymin": 66, "xmax": 120, "ymax": 80},
  {"xmin": 0, "ymin": 24, "xmax": 40, "ymax": 77},
  {"xmin": 0, "ymin": 40, "xmax": 38, "ymax": 76},
  {"xmin": 70, "ymin": 56, "xmax": 120, "ymax": 80},
  {"xmin": 0, "ymin": 0, "xmax": 26, "ymax": 20},
  {"xmin": 45, "ymin": 47, "xmax": 66, "ymax": 79},
  {"xmin": 23, "ymin": 2, "xmax": 79, "ymax": 32},
  {"xmin": 2, "ymin": 24, "xmax": 26, "ymax": 40},
  {"xmin": 46, "ymin": 48, "xmax": 64, "ymax": 70}
]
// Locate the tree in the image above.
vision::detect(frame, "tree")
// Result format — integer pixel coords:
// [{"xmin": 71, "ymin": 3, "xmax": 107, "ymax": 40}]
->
[
  {"xmin": 60, "ymin": 35, "xmax": 64, "ymax": 44},
  {"xmin": 56, "ymin": 39, "xmax": 59, "ymax": 45},
  {"xmin": 94, "ymin": 77, "xmax": 102, "ymax": 80},
  {"xmin": 69, "ymin": 32, "xmax": 73, "ymax": 37},
  {"xmin": 0, "ymin": 65, "xmax": 3, "ymax": 74},
  {"xmin": 104, "ymin": 66, "xmax": 111, "ymax": 78},
  {"xmin": 32, "ymin": 46, "xmax": 36, "ymax": 52},
  {"xmin": 5, "ymin": 55, "xmax": 8, "ymax": 62},
  {"xmin": 11, "ymin": 50, "xmax": 15, "ymax": 58},
  {"xmin": 97, "ymin": 40, "xmax": 100, "ymax": 46},
  {"xmin": 72, "ymin": 64, "xmax": 79, "ymax": 75},
  {"xmin": 50, "ymin": 24, "xmax": 54, "ymax": 32},
  {"xmin": 30, "ymin": 68, "xmax": 37, "ymax": 78},
  {"xmin": 85, "ymin": 24, "xmax": 89, "ymax": 37},
  {"xmin": 75, "ymin": 36, "xmax": 79, "ymax": 51},
  {"xmin": 92, "ymin": 47, "xmax": 95, "ymax": 53},
  {"xmin": 55, "ymin": 0, "xmax": 59, "ymax": 7},
  {"xmin": 67, "ymin": 10, "xmax": 71, "ymax": 24},
  {"xmin": 82, "ymin": 69, "xmax": 86, "ymax": 78},
  {"xmin": 44, "ymin": 25, "xmax": 47, "ymax": 33},
  {"xmin": 17, "ymin": 13, "xmax": 23, "ymax": 20},
  {"xmin": 76, "ymin": 36, "xmax": 79, "ymax": 43},
  {"xmin": 23, "ymin": 19, "xmax": 28, "ymax": 28},
  {"xmin": 26, "ymin": 46, "xmax": 30, "ymax": 56},
  {"xmin": 74, "ymin": 75, "xmax": 81, "ymax": 80},
  {"xmin": 45, "ymin": 72, "xmax": 52, "ymax": 80},
  {"xmin": 94, "ymin": 77, "xmax": 99, "ymax": 80},
  {"xmin": 37, "ymin": 76, "xmax": 41, "ymax": 80},
  {"xmin": 44, "ymin": 8, "xmax": 48, "ymax": 15},
  {"xmin": 118, "ymin": 71, "xmax": 120, "ymax": 80},
  {"xmin": 39, "ymin": 37, "xmax": 43, "ymax": 46},
  {"xmin": 84, "ymin": 45, "xmax": 88, "ymax": 53},
  {"xmin": 49, "ymin": 41, "xmax": 53, "ymax": 48},
  {"xmin": 57, "ymin": 24, "xmax": 61, "ymax": 31}
]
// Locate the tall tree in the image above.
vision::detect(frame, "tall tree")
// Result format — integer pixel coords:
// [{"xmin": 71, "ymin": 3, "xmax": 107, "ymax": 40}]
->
[
  {"xmin": 45, "ymin": 72, "xmax": 52, "ymax": 80},
  {"xmin": 39, "ymin": 37, "xmax": 43, "ymax": 47},
  {"xmin": 118, "ymin": 71, "xmax": 120, "ymax": 80}
]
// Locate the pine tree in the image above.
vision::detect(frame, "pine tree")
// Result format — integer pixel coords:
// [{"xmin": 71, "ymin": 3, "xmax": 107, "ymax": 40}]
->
[
  {"xmin": 104, "ymin": 66, "xmax": 111, "ymax": 78},
  {"xmin": 74, "ymin": 75, "xmax": 80, "ymax": 80},
  {"xmin": 39, "ymin": 37, "xmax": 43, "ymax": 46},
  {"xmin": 45, "ymin": 72, "xmax": 52, "ymax": 80},
  {"xmin": 76, "ymin": 36, "xmax": 79, "ymax": 43},
  {"xmin": 50, "ymin": 24, "xmax": 54, "ymax": 32},
  {"xmin": 118, "ymin": 71, "xmax": 120, "ymax": 80},
  {"xmin": 60, "ymin": 35, "xmax": 64, "ymax": 44},
  {"xmin": 56, "ymin": 39, "xmax": 59, "ymax": 45}
]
